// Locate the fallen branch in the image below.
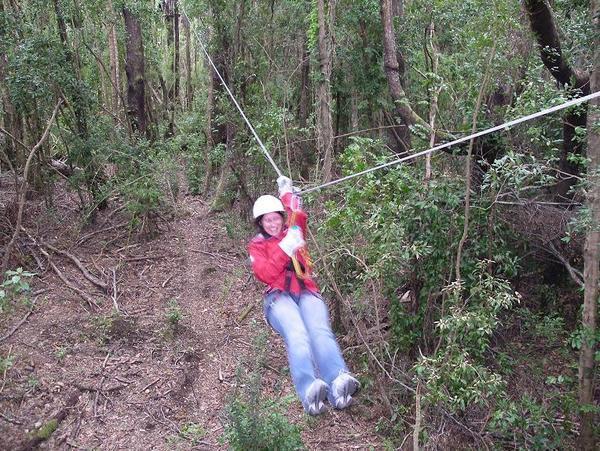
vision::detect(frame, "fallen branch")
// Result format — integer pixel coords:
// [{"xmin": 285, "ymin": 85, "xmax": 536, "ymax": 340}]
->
[
  {"xmin": 0, "ymin": 295, "xmax": 40, "ymax": 343},
  {"xmin": 48, "ymin": 259, "xmax": 100, "ymax": 310},
  {"xmin": 141, "ymin": 378, "xmax": 161, "ymax": 392},
  {"xmin": 125, "ymin": 255, "xmax": 171, "ymax": 262},
  {"xmin": 21, "ymin": 229, "xmax": 101, "ymax": 309},
  {"xmin": 41, "ymin": 241, "xmax": 108, "ymax": 292},
  {"xmin": 237, "ymin": 304, "xmax": 254, "ymax": 323}
]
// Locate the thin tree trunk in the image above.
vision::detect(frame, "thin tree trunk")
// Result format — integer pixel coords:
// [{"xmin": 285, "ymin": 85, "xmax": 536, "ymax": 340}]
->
[
  {"xmin": 183, "ymin": 14, "xmax": 193, "ymax": 109},
  {"xmin": 173, "ymin": 0, "xmax": 180, "ymax": 102},
  {"xmin": 578, "ymin": 3, "xmax": 599, "ymax": 448},
  {"xmin": 426, "ymin": 20, "xmax": 440, "ymax": 181},
  {"xmin": 298, "ymin": 37, "xmax": 310, "ymax": 130},
  {"xmin": 107, "ymin": 0, "xmax": 121, "ymax": 121},
  {"xmin": 203, "ymin": 62, "xmax": 215, "ymax": 196},
  {"xmin": 123, "ymin": 7, "xmax": 147, "ymax": 136},
  {"xmin": 316, "ymin": 0, "xmax": 335, "ymax": 183}
]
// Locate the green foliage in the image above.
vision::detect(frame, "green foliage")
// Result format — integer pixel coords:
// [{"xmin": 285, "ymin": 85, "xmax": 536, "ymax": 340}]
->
[
  {"xmin": 163, "ymin": 298, "xmax": 182, "ymax": 339},
  {"xmin": 223, "ymin": 329, "xmax": 304, "ymax": 451},
  {"xmin": 34, "ymin": 419, "xmax": 58, "ymax": 440},
  {"xmin": 0, "ymin": 353, "xmax": 15, "ymax": 374},
  {"xmin": 178, "ymin": 422, "xmax": 207, "ymax": 445},
  {"xmin": 488, "ymin": 396, "xmax": 573, "ymax": 449},
  {"xmin": 318, "ymin": 139, "xmax": 517, "ymax": 351},
  {"xmin": 414, "ymin": 262, "xmax": 520, "ymax": 412},
  {"xmin": 0, "ymin": 268, "xmax": 35, "ymax": 313}
]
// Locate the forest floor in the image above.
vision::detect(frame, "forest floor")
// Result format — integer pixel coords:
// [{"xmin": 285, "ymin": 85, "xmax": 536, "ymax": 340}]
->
[{"xmin": 0, "ymin": 177, "xmax": 384, "ymax": 450}]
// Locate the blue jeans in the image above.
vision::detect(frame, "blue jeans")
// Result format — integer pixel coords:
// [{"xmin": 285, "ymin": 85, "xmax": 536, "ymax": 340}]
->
[{"xmin": 264, "ymin": 290, "xmax": 348, "ymax": 402}]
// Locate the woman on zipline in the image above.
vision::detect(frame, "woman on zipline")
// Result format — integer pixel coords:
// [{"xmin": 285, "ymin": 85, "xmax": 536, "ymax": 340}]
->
[{"xmin": 248, "ymin": 176, "xmax": 359, "ymax": 415}]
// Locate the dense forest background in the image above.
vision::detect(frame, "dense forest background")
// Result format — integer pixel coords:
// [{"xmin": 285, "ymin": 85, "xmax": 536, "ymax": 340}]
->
[{"xmin": 1, "ymin": 0, "xmax": 598, "ymax": 449}]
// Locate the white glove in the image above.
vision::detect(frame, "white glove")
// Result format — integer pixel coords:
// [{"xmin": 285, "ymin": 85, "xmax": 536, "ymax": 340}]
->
[
  {"xmin": 278, "ymin": 226, "xmax": 305, "ymax": 257},
  {"xmin": 277, "ymin": 176, "xmax": 294, "ymax": 196}
]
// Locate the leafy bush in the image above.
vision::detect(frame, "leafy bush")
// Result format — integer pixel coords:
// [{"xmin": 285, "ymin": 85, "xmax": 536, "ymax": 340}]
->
[
  {"xmin": 317, "ymin": 138, "xmax": 516, "ymax": 352},
  {"xmin": 223, "ymin": 330, "xmax": 304, "ymax": 451},
  {"xmin": 414, "ymin": 262, "xmax": 520, "ymax": 412},
  {"xmin": 0, "ymin": 268, "xmax": 35, "ymax": 313},
  {"xmin": 488, "ymin": 396, "xmax": 573, "ymax": 449}
]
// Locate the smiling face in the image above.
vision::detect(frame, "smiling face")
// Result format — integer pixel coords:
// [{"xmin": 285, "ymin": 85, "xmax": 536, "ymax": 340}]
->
[{"xmin": 260, "ymin": 212, "xmax": 284, "ymax": 236}]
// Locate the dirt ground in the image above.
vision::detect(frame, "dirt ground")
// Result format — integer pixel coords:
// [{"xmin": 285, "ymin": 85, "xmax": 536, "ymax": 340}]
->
[{"xmin": 0, "ymin": 181, "xmax": 384, "ymax": 450}]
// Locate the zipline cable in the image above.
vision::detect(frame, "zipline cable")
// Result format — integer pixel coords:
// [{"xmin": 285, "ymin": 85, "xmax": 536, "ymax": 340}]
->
[
  {"xmin": 181, "ymin": 3, "xmax": 283, "ymax": 178},
  {"xmin": 298, "ymin": 90, "xmax": 600, "ymax": 195}
]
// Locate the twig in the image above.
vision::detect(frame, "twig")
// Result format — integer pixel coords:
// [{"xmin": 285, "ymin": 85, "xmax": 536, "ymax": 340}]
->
[
  {"xmin": 141, "ymin": 378, "xmax": 161, "ymax": 392},
  {"xmin": 161, "ymin": 274, "xmax": 174, "ymax": 288},
  {"xmin": 0, "ymin": 296, "xmax": 40, "ymax": 343},
  {"xmin": 77, "ymin": 221, "xmax": 129, "ymax": 245},
  {"xmin": 111, "ymin": 268, "xmax": 119, "ymax": 312},
  {"xmin": 237, "ymin": 304, "xmax": 254, "ymax": 323},
  {"xmin": 125, "ymin": 255, "xmax": 170, "ymax": 262},
  {"xmin": 189, "ymin": 248, "xmax": 238, "ymax": 262},
  {"xmin": 0, "ymin": 345, "xmax": 12, "ymax": 393}
]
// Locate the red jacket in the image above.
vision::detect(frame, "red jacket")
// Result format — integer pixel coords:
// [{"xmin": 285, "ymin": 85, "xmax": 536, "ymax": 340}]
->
[{"xmin": 248, "ymin": 192, "xmax": 319, "ymax": 295}]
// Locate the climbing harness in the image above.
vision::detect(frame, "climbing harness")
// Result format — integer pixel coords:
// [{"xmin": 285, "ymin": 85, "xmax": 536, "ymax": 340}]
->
[{"xmin": 287, "ymin": 205, "xmax": 313, "ymax": 280}]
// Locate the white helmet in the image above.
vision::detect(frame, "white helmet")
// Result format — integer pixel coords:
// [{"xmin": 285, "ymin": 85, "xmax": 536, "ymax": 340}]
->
[{"xmin": 253, "ymin": 195, "xmax": 284, "ymax": 219}]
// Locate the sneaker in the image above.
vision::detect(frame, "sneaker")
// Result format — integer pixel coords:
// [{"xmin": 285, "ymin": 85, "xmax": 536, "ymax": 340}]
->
[
  {"xmin": 330, "ymin": 373, "xmax": 360, "ymax": 409},
  {"xmin": 303, "ymin": 379, "xmax": 328, "ymax": 415}
]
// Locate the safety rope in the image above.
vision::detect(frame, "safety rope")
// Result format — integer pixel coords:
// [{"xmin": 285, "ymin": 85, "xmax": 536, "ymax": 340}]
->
[
  {"xmin": 298, "ymin": 90, "xmax": 600, "ymax": 195},
  {"xmin": 181, "ymin": 4, "xmax": 283, "ymax": 178}
]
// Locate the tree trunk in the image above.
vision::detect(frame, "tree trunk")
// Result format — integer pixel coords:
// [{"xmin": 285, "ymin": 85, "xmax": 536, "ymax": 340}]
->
[
  {"xmin": 523, "ymin": 0, "xmax": 591, "ymax": 201},
  {"xmin": 578, "ymin": 3, "xmax": 599, "ymax": 448},
  {"xmin": 203, "ymin": 60, "xmax": 215, "ymax": 196},
  {"xmin": 107, "ymin": 0, "xmax": 121, "ymax": 121},
  {"xmin": 183, "ymin": 14, "xmax": 193, "ymax": 109},
  {"xmin": 123, "ymin": 7, "xmax": 147, "ymax": 136},
  {"xmin": 380, "ymin": 0, "xmax": 428, "ymax": 132},
  {"xmin": 316, "ymin": 0, "xmax": 335, "ymax": 183},
  {"xmin": 173, "ymin": 0, "xmax": 180, "ymax": 102},
  {"xmin": 298, "ymin": 37, "xmax": 310, "ymax": 130},
  {"xmin": 53, "ymin": 0, "xmax": 87, "ymax": 139}
]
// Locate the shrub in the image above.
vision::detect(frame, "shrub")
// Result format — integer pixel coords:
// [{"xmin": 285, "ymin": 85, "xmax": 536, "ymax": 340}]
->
[
  {"xmin": 0, "ymin": 268, "xmax": 35, "ymax": 313},
  {"xmin": 223, "ymin": 330, "xmax": 304, "ymax": 451}
]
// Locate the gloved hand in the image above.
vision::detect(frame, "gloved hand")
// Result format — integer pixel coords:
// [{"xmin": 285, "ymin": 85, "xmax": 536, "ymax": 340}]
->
[
  {"xmin": 278, "ymin": 226, "xmax": 305, "ymax": 257},
  {"xmin": 277, "ymin": 175, "xmax": 294, "ymax": 196}
]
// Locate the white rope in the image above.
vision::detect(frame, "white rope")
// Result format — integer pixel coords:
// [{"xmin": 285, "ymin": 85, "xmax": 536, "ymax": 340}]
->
[
  {"xmin": 298, "ymin": 90, "xmax": 600, "ymax": 195},
  {"xmin": 181, "ymin": 3, "xmax": 283, "ymax": 178}
]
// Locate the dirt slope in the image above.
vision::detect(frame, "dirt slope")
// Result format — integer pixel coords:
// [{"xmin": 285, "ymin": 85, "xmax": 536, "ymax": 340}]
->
[{"xmin": 0, "ymin": 187, "xmax": 383, "ymax": 450}]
